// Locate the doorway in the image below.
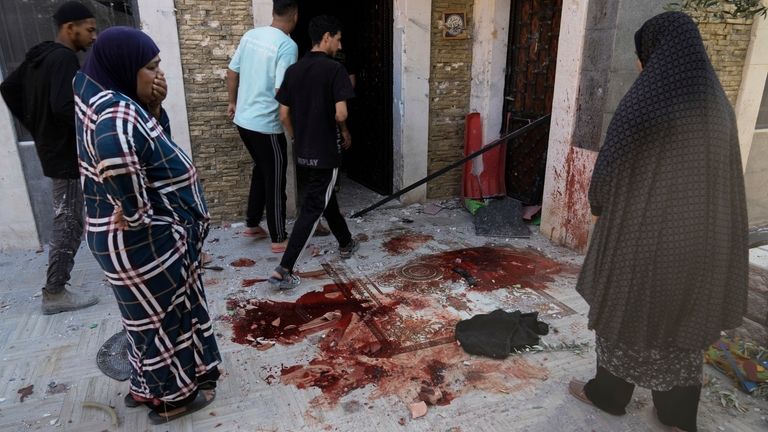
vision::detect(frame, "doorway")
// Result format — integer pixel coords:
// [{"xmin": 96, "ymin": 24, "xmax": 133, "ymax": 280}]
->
[
  {"xmin": 502, "ymin": 0, "xmax": 562, "ymax": 205},
  {"xmin": 292, "ymin": 0, "xmax": 394, "ymax": 195}
]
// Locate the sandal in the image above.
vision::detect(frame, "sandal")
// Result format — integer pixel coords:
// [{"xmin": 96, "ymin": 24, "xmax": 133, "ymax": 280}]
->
[
  {"xmin": 339, "ymin": 238, "xmax": 359, "ymax": 259},
  {"xmin": 271, "ymin": 240, "xmax": 288, "ymax": 254},
  {"xmin": 243, "ymin": 226, "xmax": 268, "ymax": 239},
  {"xmin": 147, "ymin": 389, "xmax": 216, "ymax": 424},
  {"xmin": 268, "ymin": 266, "xmax": 301, "ymax": 290},
  {"xmin": 568, "ymin": 379, "xmax": 593, "ymax": 406},
  {"xmin": 124, "ymin": 392, "xmax": 148, "ymax": 408},
  {"xmin": 568, "ymin": 379, "xmax": 624, "ymax": 417}
]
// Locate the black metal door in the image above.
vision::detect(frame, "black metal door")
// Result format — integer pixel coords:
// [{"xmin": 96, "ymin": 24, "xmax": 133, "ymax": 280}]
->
[
  {"xmin": 292, "ymin": 0, "xmax": 393, "ymax": 195},
  {"xmin": 502, "ymin": 0, "xmax": 562, "ymax": 204},
  {"xmin": 343, "ymin": 1, "xmax": 393, "ymax": 195}
]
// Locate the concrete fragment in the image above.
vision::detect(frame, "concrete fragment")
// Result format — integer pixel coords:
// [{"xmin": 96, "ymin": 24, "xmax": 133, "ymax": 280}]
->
[
  {"xmin": 418, "ymin": 385, "xmax": 443, "ymax": 405},
  {"xmin": 410, "ymin": 401, "xmax": 427, "ymax": 419}
]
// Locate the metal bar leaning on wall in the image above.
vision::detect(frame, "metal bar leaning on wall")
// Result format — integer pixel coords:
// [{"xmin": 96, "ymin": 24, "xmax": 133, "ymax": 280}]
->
[{"xmin": 350, "ymin": 113, "xmax": 552, "ymax": 219}]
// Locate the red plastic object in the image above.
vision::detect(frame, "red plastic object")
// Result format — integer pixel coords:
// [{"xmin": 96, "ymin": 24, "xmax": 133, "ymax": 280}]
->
[{"xmin": 462, "ymin": 113, "xmax": 506, "ymax": 199}]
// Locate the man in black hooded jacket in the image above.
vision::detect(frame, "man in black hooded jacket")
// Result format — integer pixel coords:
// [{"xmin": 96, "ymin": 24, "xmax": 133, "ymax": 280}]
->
[{"xmin": 0, "ymin": 1, "xmax": 99, "ymax": 314}]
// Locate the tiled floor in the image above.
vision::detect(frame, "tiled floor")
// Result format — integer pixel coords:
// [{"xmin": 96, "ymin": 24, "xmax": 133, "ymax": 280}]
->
[{"xmin": 0, "ymin": 180, "xmax": 766, "ymax": 431}]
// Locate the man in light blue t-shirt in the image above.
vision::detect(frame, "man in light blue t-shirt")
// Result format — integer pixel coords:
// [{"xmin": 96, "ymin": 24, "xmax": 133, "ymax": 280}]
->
[{"xmin": 227, "ymin": 0, "xmax": 298, "ymax": 253}]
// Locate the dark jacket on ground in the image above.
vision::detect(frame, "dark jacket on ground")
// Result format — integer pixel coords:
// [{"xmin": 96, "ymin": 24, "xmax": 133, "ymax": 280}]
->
[
  {"xmin": 0, "ymin": 41, "xmax": 80, "ymax": 178},
  {"xmin": 576, "ymin": 12, "xmax": 748, "ymax": 352}
]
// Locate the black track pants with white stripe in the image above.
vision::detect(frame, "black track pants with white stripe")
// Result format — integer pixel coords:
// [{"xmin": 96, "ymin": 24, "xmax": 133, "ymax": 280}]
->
[
  {"xmin": 280, "ymin": 167, "xmax": 352, "ymax": 272},
  {"xmin": 238, "ymin": 127, "xmax": 288, "ymax": 242}
]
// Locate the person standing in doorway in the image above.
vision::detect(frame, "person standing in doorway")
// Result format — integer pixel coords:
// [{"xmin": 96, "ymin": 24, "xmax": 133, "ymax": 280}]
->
[
  {"xmin": 269, "ymin": 15, "xmax": 357, "ymax": 290},
  {"xmin": 227, "ymin": 0, "xmax": 299, "ymax": 253},
  {"xmin": 0, "ymin": 1, "xmax": 99, "ymax": 314}
]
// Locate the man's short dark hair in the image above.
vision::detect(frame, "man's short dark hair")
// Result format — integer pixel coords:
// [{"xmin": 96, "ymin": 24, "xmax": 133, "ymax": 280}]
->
[
  {"xmin": 273, "ymin": 0, "xmax": 297, "ymax": 17},
  {"xmin": 309, "ymin": 15, "xmax": 342, "ymax": 46}
]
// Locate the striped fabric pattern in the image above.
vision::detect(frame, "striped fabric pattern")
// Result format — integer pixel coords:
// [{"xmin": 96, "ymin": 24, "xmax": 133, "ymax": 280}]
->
[{"xmin": 74, "ymin": 71, "xmax": 221, "ymax": 402}]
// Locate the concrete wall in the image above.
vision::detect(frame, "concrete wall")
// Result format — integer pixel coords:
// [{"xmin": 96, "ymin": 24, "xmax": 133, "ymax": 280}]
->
[
  {"xmin": 0, "ymin": 97, "xmax": 39, "ymax": 251},
  {"xmin": 427, "ymin": 0, "xmax": 475, "ymax": 198},
  {"xmin": 541, "ymin": 0, "xmax": 667, "ymax": 252},
  {"xmin": 571, "ymin": 0, "xmax": 619, "ymax": 151},
  {"xmin": 737, "ymin": 15, "xmax": 768, "ymax": 227},
  {"xmin": 469, "ymin": 0, "xmax": 511, "ymax": 156},
  {"xmin": 746, "ymin": 133, "xmax": 768, "ymax": 226},
  {"xmin": 540, "ymin": 0, "xmax": 597, "ymax": 252},
  {"xmin": 393, "ymin": 0, "xmax": 432, "ymax": 203},
  {"xmin": 137, "ymin": 0, "xmax": 193, "ymax": 157},
  {"xmin": 601, "ymin": 1, "xmax": 667, "ymax": 144}
]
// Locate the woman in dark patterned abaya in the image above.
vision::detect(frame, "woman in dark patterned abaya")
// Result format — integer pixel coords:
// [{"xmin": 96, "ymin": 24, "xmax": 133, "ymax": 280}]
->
[
  {"xmin": 74, "ymin": 27, "xmax": 221, "ymax": 424},
  {"xmin": 568, "ymin": 12, "xmax": 748, "ymax": 432}
]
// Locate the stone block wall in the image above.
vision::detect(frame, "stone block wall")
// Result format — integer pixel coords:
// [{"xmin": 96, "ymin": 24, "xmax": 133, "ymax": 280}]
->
[
  {"xmin": 427, "ymin": 0, "xmax": 474, "ymax": 199},
  {"xmin": 175, "ymin": 0, "xmax": 252, "ymax": 224},
  {"xmin": 690, "ymin": 12, "xmax": 754, "ymax": 106}
]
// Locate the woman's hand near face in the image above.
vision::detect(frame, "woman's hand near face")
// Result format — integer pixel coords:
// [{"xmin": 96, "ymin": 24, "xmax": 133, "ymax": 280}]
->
[{"xmin": 147, "ymin": 72, "xmax": 167, "ymax": 119}]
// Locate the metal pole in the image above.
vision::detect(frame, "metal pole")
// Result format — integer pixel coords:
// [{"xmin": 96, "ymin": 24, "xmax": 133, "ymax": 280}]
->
[{"xmin": 350, "ymin": 113, "xmax": 552, "ymax": 219}]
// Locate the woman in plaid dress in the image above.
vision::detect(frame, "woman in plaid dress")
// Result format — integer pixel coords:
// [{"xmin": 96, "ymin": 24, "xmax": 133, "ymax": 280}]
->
[{"xmin": 74, "ymin": 27, "xmax": 221, "ymax": 424}]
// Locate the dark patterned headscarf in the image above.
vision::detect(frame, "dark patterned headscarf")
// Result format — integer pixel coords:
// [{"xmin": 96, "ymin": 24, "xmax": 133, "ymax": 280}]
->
[
  {"xmin": 82, "ymin": 27, "xmax": 159, "ymax": 103},
  {"xmin": 577, "ymin": 12, "xmax": 748, "ymax": 350}
]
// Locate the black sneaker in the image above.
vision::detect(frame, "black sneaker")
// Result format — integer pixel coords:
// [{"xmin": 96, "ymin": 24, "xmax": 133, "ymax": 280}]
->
[{"xmin": 339, "ymin": 239, "xmax": 359, "ymax": 259}]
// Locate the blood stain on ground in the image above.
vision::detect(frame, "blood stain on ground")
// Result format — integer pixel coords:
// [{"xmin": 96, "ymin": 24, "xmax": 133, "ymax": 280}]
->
[
  {"xmin": 17, "ymin": 385, "xmax": 33, "ymax": 402},
  {"xmin": 355, "ymin": 233, "xmax": 370, "ymax": 242},
  {"xmin": 241, "ymin": 278, "xmax": 266, "ymax": 287},
  {"xmin": 204, "ymin": 278, "xmax": 220, "ymax": 287},
  {"xmin": 227, "ymin": 279, "xmax": 550, "ymax": 407},
  {"xmin": 376, "ymin": 246, "xmax": 578, "ymax": 294},
  {"xmin": 228, "ymin": 284, "xmax": 392, "ymax": 347},
  {"xmin": 382, "ymin": 233, "xmax": 434, "ymax": 255},
  {"xmin": 445, "ymin": 295, "xmax": 470, "ymax": 312},
  {"xmin": 231, "ymin": 258, "xmax": 256, "ymax": 268}
]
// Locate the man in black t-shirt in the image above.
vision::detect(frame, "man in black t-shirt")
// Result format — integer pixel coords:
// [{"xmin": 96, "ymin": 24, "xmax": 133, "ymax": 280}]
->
[{"xmin": 270, "ymin": 15, "xmax": 357, "ymax": 289}]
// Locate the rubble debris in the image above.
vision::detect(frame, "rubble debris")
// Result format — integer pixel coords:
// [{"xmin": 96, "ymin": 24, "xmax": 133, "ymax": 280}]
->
[
  {"xmin": 296, "ymin": 269, "xmax": 327, "ymax": 279},
  {"xmin": 46, "ymin": 382, "xmax": 69, "ymax": 395},
  {"xmin": 203, "ymin": 265, "xmax": 224, "ymax": 271},
  {"xmin": 409, "ymin": 401, "xmax": 427, "ymax": 419},
  {"xmin": 451, "ymin": 267, "xmax": 477, "ymax": 287},
  {"xmin": 82, "ymin": 401, "xmax": 118, "ymax": 427},
  {"xmin": 418, "ymin": 385, "xmax": 443, "ymax": 406},
  {"xmin": 422, "ymin": 203, "xmax": 443, "ymax": 215}
]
